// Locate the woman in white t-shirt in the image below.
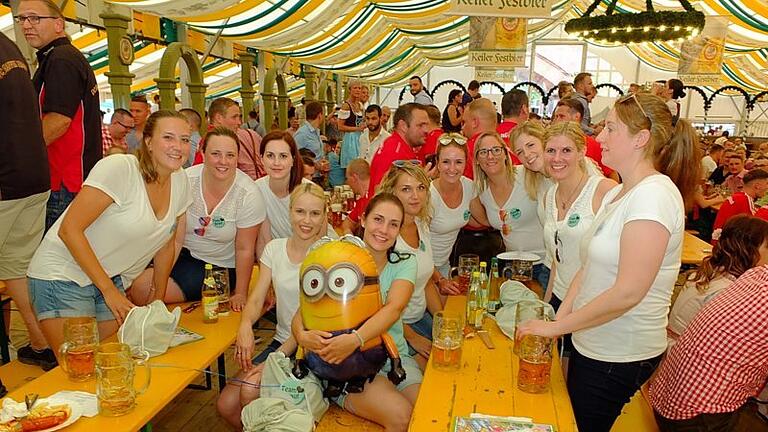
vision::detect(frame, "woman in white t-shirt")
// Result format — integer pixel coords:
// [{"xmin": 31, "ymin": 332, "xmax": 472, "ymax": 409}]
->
[
  {"xmin": 429, "ymin": 133, "xmax": 476, "ymax": 295},
  {"xmin": 130, "ymin": 127, "xmax": 264, "ymax": 311},
  {"xmin": 518, "ymin": 93, "xmax": 701, "ymax": 432},
  {"xmin": 27, "ymin": 110, "xmax": 193, "ymax": 354},
  {"xmin": 472, "ymin": 132, "xmax": 548, "ymax": 287},
  {"xmin": 216, "ymin": 182, "xmax": 327, "ymax": 429},
  {"xmin": 668, "ymin": 215, "xmax": 768, "ymax": 347},
  {"xmin": 541, "ymin": 122, "xmax": 615, "ymax": 310},
  {"xmin": 377, "ymin": 161, "xmax": 442, "ymax": 366}
]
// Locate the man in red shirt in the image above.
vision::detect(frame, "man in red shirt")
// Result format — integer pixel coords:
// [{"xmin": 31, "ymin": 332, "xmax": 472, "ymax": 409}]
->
[
  {"xmin": 368, "ymin": 103, "xmax": 429, "ymax": 194},
  {"xmin": 462, "ymin": 98, "xmax": 498, "ymax": 179},
  {"xmin": 711, "ymin": 169, "xmax": 768, "ymax": 242},
  {"xmin": 552, "ymin": 98, "xmax": 616, "ymax": 180},
  {"xmin": 497, "ymin": 89, "xmax": 529, "ymax": 165},
  {"xmin": 416, "ymin": 105, "xmax": 443, "ymax": 164},
  {"xmin": 648, "ymin": 265, "xmax": 768, "ymax": 430},
  {"xmin": 342, "ymin": 158, "xmax": 371, "ymax": 235}
]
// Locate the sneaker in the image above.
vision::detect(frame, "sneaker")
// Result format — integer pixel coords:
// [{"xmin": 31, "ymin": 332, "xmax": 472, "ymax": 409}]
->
[{"xmin": 17, "ymin": 345, "xmax": 58, "ymax": 371}]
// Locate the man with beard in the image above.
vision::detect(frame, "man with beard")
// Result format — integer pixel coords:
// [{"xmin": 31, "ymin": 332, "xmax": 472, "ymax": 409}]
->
[{"xmin": 358, "ymin": 104, "xmax": 390, "ymax": 163}]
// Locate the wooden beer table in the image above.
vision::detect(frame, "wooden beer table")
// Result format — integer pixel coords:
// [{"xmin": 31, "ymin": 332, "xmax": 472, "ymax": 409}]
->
[
  {"xmin": 4, "ymin": 303, "xmax": 240, "ymax": 432},
  {"xmin": 681, "ymin": 231, "xmax": 712, "ymax": 265},
  {"xmin": 409, "ymin": 296, "xmax": 577, "ymax": 432}
]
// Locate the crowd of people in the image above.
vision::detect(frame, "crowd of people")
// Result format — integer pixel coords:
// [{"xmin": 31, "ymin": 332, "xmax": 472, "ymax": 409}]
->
[{"xmin": 1, "ymin": 1, "xmax": 767, "ymax": 430}]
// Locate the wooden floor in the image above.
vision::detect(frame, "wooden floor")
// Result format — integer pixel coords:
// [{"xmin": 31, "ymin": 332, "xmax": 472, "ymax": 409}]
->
[{"xmin": 148, "ymin": 319, "xmax": 277, "ymax": 432}]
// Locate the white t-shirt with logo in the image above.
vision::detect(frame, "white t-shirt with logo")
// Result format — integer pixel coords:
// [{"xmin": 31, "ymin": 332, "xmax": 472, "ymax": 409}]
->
[
  {"xmin": 573, "ymin": 174, "xmax": 683, "ymax": 362},
  {"xmin": 28, "ymin": 155, "xmax": 193, "ymax": 288},
  {"xmin": 396, "ymin": 219, "xmax": 433, "ymax": 324},
  {"xmin": 429, "ymin": 177, "xmax": 475, "ymax": 268},
  {"xmin": 479, "ymin": 166, "xmax": 545, "ymax": 262},
  {"xmin": 182, "ymin": 165, "xmax": 266, "ymax": 268},
  {"xmin": 260, "ymin": 238, "xmax": 301, "ymax": 344}
]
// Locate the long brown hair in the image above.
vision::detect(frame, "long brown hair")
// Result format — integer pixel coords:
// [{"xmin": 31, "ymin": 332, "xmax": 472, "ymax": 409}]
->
[
  {"xmin": 363, "ymin": 192, "xmax": 410, "ymax": 264},
  {"xmin": 259, "ymin": 130, "xmax": 304, "ymax": 192},
  {"xmin": 613, "ymin": 93, "xmax": 701, "ymax": 210},
  {"xmin": 137, "ymin": 110, "xmax": 188, "ymax": 183},
  {"xmin": 690, "ymin": 215, "xmax": 768, "ymax": 293}
]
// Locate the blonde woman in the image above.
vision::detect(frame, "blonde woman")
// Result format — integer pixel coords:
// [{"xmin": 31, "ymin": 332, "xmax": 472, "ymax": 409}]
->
[
  {"xmin": 377, "ymin": 161, "xmax": 441, "ymax": 366},
  {"xmin": 541, "ymin": 122, "xmax": 616, "ymax": 311},
  {"xmin": 339, "ymin": 79, "xmax": 366, "ymax": 168},
  {"xmin": 216, "ymin": 182, "xmax": 328, "ymax": 429},
  {"xmin": 519, "ymin": 93, "xmax": 701, "ymax": 431},
  {"xmin": 28, "ymin": 111, "xmax": 192, "ymax": 355},
  {"xmin": 473, "ymin": 132, "xmax": 549, "ymax": 288}
]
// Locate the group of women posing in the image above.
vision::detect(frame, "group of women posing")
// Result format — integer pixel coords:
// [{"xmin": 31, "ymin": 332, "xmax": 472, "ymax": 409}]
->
[{"xmin": 26, "ymin": 92, "xmax": 704, "ymax": 432}]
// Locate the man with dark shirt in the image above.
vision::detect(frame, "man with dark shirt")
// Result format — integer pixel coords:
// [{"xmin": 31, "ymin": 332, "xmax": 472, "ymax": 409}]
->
[
  {"xmin": 19, "ymin": 0, "xmax": 101, "ymax": 231},
  {"xmin": 0, "ymin": 31, "xmax": 57, "ymax": 374}
]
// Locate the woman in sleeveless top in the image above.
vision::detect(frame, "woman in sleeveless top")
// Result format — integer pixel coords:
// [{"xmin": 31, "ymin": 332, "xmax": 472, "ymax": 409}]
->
[
  {"xmin": 441, "ymin": 89, "xmax": 463, "ymax": 133},
  {"xmin": 339, "ymin": 79, "xmax": 366, "ymax": 168}
]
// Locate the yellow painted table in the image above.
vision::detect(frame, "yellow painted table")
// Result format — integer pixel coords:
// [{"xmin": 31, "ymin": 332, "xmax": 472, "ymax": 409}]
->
[
  {"xmin": 5, "ymin": 303, "xmax": 241, "ymax": 431},
  {"xmin": 409, "ymin": 296, "xmax": 577, "ymax": 431},
  {"xmin": 681, "ymin": 231, "xmax": 712, "ymax": 265}
]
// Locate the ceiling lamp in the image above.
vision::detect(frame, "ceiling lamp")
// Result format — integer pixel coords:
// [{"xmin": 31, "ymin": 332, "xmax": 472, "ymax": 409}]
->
[{"xmin": 565, "ymin": 0, "xmax": 705, "ymax": 44}]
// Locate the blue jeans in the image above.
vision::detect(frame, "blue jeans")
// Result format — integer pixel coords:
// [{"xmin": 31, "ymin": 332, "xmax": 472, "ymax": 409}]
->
[
  {"xmin": 533, "ymin": 264, "xmax": 550, "ymax": 292},
  {"xmin": 45, "ymin": 186, "xmax": 76, "ymax": 232},
  {"xmin": 567, "ymin": 348, "xmax": 662, "ymax": 432}
]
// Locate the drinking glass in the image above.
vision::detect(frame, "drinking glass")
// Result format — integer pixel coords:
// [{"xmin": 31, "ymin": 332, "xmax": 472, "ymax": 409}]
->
[
  {"xmin": 450, "ymin": 254, "xmax": 479, "ymax": 294},
  {"xmin": 513, "ymin": 301, "xmax": 545, "ymax": 355},
  {"xmin": 517, "ymin": 335, "xmax": 553, "ymax": 393},
  {"xmin": 96, "ymin": 343, "xmax": 151, "ymax": 416},
  {"xmin": 212, "ymin": 268, "xmax": 230, "ymax": 316},
  {"xmin": 59, "ymin": 317, "xmax": 99, "ymax": 382},
  {"xmin": 431, "ymin": 312, "xmax": 463, "ymax": 371}
]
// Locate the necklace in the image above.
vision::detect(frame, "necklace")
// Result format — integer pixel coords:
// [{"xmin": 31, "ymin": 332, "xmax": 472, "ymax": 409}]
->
[{"xmin": 559, "ymin": 171, "xmax": 587, "ymax": 211}]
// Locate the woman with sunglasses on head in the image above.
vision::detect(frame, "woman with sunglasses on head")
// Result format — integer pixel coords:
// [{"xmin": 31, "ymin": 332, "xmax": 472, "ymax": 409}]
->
[
  {"xmin": 292, "ymin": 193, "xmax": 421, "ymax": 431},
  {"xmin": 541, "ymin": 122, "xmax": 616, "ymax": 311},
  {"xmin": 430, "ymin": 133, "xmax": 476, "ymax": 295},
  {"xmin": 668, "ymin": 215, "xmax": 768, "ymax": 347},
  {"xmin": 518, "ymin": 93, "xmax": 700, "ymax": 432},
  {"xmin": 473, "ymin": 131, "xmax": 549, "ymax": 288},
  {"xmin": 27, "ymin": 110, "xmax": 193, "ymax": 357},
  {"xmin": 377, "ymin": 162, "xmax": 442, "ymax": 366},
  {"xmin": 216, "ymin": 183, "xmax": 327, "ymax": 429},
  {"xmin": 254, "ymin": 131, "xmax": 337, "ymax": 255},
  {"xmin": 130, "ymin": 127, "xmax": 264, "ymax": 312}
]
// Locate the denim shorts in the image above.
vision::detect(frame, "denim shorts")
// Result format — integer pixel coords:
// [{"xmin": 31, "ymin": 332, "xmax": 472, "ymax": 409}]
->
[
  {"xmin": 29, "ymin": 275, "xmax": 125, "ymax": 322},
  {"xmin": 334, "ymin": 354, "xmax": 422, "ymax": 409},
  {"xmin": 405, "ymin": 312, "xmax": 433, "ymax": 356}
]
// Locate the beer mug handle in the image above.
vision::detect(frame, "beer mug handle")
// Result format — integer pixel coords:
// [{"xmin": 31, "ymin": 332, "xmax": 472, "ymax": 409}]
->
[
  {"xmin": 502, "ymin": 267, "xmax": 514, "ymax": 280},
  {"xmin": 448, "ymin": 267, "xmax": 459, "ymax": 279},
  {"xmin": 58, "ymin": 343, "xmax": 71, "ymax": 374},
  {"xmin": 134, "ymin": 351, "xmax": 152, "ymax": 396}
]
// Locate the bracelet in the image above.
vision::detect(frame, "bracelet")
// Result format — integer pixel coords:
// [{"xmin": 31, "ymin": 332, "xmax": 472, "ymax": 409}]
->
[{"xmin": 351, "ymin": 329, "xmax": 365, "ymax": 348}]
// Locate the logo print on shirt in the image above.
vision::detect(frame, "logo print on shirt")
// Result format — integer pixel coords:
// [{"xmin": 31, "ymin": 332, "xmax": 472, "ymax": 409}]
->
[
  {"xmin": 567, "ymin": 213, "xmax": 581, "ymax": 227},
  {"xmin": 510, "ymin": 208, "xmax": 521, "ymax": 220},
  {"xmin": 463, "ymin": 210, "xmax": 471, "ymax": 221},
  {"xmin": 212, "ymin": 217, "xmax": 225, "ymax": 228}
]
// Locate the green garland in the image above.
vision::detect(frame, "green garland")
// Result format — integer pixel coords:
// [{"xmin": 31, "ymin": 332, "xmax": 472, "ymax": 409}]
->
[{"xmin": 565, "ymin": 7, "xmax": 706, "ymax": 44}]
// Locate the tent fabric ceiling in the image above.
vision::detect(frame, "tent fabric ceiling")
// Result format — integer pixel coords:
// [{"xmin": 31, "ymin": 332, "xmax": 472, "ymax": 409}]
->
[{"xmin": 2, "ymin": 1, "xmax": 766, "ymax": 99}]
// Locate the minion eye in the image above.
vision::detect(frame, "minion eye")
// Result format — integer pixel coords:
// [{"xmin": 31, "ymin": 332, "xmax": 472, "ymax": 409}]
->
[
  {"xmin": 302, "ymin": 269, "xmax": 324, "ymax": 297},
  {"xmin": 327, "ymin": 267, "xmax": 360, "ymax": 297}
]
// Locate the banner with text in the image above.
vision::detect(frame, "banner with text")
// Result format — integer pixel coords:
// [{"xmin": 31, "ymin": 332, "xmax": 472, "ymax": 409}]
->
[
  {"xmin": 678, "ymin": 16, "xmax": 729, "ymax": 87},
  {"xmin": 469, "ymin": 17, "xmax": 527, "ymax": 68},
  {"xmin": 448, "ymin": 0, "xmax": 553, "ymax": 18}
]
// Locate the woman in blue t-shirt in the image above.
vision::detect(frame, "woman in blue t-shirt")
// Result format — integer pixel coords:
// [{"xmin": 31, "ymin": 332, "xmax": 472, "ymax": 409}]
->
[{"xmin": 292, "ymin": 193, "xmax": 422, "ymax": 431}]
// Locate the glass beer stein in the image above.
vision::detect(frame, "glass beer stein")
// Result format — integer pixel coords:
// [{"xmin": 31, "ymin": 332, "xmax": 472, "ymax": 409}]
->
[
  {"xmin": 431, "ymin": 312, "xmax": 463, "ymax": 371},
  {"xmin": 59, "ymin": 317, "xmax": 99, "ymax": 382},
  {"xmin": 96, "ymin": 343, "xmax": 151, "ymax": 416},
  {"xmin": 449, "ymin": 254, "xmax": 479, "ymax": 294}
]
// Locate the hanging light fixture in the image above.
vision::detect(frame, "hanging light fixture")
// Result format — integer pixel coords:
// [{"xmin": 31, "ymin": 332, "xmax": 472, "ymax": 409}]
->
[{"xmin": 565, "ymin": 0, "xmax": 705, "ymax": 44}]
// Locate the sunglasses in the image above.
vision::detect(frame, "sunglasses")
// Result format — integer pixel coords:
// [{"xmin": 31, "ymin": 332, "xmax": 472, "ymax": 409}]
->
[
  {"xmin": 438, "ymin": 133, "xmax": 468, "ymax": 146},
  {"xmin": 554, "ymin": 230, "xmax": 563, "ymax": 263},
  {"xmin": 194, "ymin": 216, "xmax": 223, "ymax": 236},
  {"xmin": 392, "ymin": 159, "xmax": 421, "ymax": 168},
  {"xmin": 116, "ymin": 120, "xmax": 134, "ymax": 130},
  {"xmin": 617, "ymin": 93, "xmax": 650, "ymax": 121}
]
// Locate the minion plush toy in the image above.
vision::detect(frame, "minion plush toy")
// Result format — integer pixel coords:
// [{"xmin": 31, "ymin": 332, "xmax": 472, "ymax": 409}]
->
[{"xmin": 292, "ymin": 236, "xmax": 406, "ymax": 397}]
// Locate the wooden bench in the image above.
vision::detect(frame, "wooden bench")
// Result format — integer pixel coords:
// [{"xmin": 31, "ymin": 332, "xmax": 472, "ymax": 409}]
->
[{"xmin": 611, "ymin": 386, "xmax": 659, "ymax": 432}]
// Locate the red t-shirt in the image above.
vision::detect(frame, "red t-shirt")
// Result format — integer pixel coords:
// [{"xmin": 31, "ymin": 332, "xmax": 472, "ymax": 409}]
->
[
  {"xmin": 368, "ymin": 132, "xmax": 419, "ymax": 196},
  {"xmin": 496, "ymin": 120, "xmax": 521, "ymax": 165},
  {"xmin": 416, "ymin": 128, "xmax": 443, "ymax": 164},
  {"xmin": 755, "ymin": 206, "xmax": 768, "ymax": 222},
  {"xmin": 585, "ymin": 135, "xmax": 613, "ymax": 177},
  {"xmin": 463, "ymin": 133, "xmax": 482, "ymax": 179},
  {"xmin": 712, "ymin": 191, "xmax": 755, "ymax": 243},
  {"xmin": 348, "ymin": 193, "xmax": 370, "ymax": 224}
]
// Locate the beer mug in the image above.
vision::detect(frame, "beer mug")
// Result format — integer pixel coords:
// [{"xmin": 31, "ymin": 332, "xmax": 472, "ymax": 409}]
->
[
  {"xmin": 449, "ymin": 254, "xmax": 479, "ymax": 294},
  {"xmin": 59, "ymin": 317, "xmax": 98, "ymax": 382},
  {"xmin": 431, "ymin": 312, "xmax": 463, "ymax": 371},
  {"xmin": 513, "ymin": 301, "xmax": 545, "ymax": 355},
  {"xmin": 517, "ymin": 335, "xmax": 553, "ymax": 394},
  {"xmin": 212, "ymin": 268, "xmax": 231, "ymax": 316},
  {"xmin": 96, "ymin": 342, "xmax": 151, "ymax": 416}
]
